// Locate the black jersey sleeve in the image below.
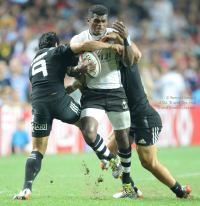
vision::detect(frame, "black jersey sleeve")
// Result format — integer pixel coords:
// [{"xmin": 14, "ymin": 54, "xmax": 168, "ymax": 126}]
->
[{"xmin": 53, "ymin": 44, "xmax": 75, "ymax": 58}]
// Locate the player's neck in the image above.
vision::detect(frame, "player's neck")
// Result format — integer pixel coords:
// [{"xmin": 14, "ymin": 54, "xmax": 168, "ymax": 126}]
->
[{"xmin": 89, "ymin": 29, "xmax": 107, "ymax": 38}]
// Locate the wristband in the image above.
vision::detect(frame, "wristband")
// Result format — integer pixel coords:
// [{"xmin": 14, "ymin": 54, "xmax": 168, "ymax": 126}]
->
[
  {"xmin": 124, "ymin": 35, "xmax": 131, "ymax": 46},
  {"xmin": 71, "ymin": 80, "xmax": 82, "ymax": 91}
]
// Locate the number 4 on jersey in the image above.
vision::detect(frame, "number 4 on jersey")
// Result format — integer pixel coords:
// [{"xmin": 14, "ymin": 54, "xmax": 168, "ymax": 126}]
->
[{"xmin": 32, "ymin": 60, "xmax": 48, "ymax": 77}]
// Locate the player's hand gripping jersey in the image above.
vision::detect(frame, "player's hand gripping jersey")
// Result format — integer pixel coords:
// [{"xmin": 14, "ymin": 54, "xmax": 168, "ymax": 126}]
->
[
  {"xmin": 70, "ymin": 28, "xmax": 122, "ymax": 89},
  {"xmin": 29, "ymin": 45, "xmax": 74, "ymax": 102}
]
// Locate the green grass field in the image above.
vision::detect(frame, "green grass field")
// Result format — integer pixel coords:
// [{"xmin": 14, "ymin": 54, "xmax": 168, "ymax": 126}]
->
[{"xmin": 0, "ymin": 146, "xmax": 200, "ymax": 206}]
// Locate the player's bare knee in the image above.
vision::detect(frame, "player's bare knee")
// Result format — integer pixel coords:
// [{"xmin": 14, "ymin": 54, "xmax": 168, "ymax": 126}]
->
[
  {"xmin": 140, "ymin": 159, "xmax": 149, "ymax": 170},
  {"xmin": 81, "ymin": 117, "xmax": 98, "ymax": 143},
  {"xmin": 140, "ymin": 157, "xmax": 156, "ymax": 171},
  {"xmin": 81, "ymin": 125, "xmax": 97, "ymax": 143},
  {"xmin": 115, "ymin": 130, "xmax": 129, "ymax": 148},
  {"xmin": 140, "ymin": 158, "xmax": 152, "ymax": 171}
]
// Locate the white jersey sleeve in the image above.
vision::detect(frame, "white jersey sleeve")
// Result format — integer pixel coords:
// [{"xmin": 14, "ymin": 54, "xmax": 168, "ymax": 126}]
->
[
  {"xmin": 70, "ymin": 28, "xmax": 122, "ymax": 89},
  {"xmin": 70, "ymin": 32, "xmax": 86, "ymax": 43}
]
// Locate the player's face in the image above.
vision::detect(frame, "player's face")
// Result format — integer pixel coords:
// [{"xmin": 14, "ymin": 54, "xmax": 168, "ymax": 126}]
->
[{"xmin": 87, "ymin": 14, "xmax": 108, "ymax": 36}]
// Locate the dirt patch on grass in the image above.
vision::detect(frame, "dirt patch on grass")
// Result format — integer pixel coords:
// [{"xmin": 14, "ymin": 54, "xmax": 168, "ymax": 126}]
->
[
  {"xmin": 82, "ymin": 161, "xmax": 90, "ymax": 175},
  {"xmin": 97, "ymin": 175, "xmax": 104, "ymax": 183}
]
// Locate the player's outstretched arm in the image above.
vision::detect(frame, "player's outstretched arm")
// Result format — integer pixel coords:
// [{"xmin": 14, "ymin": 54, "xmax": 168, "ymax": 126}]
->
[{"xmin": 70, "ymin": 41, "xmax": 123, "ymax": 54}]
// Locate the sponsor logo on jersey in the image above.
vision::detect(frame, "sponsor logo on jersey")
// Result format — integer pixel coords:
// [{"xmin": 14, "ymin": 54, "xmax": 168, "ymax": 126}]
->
[
  {"xmin": 122, "ymin": 100, "xmax": 128, "ymax": 109},
  {"xmin": 33, "ymin": 123, "xmax": 47, "ymax": 130}
]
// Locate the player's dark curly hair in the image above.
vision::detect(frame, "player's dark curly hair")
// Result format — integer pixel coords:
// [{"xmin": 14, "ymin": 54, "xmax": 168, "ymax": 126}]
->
[
  {"xmin": 38, "ymin": 32, "xmax": 60, "ymax": 50},
  {"xmin": 88, "ymin": 5, "xmax": 108, "ymax": 18}
]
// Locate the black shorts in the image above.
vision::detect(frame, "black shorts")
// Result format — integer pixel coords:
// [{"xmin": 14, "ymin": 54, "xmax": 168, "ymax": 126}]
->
[
  {"xmin": 130, "ymin": 112, "xmax": 162, "ymax": 146},
  {"xmin": 31, "ymin": 93, "xmax": 81, "ymax": 137},
  {"xmin": 81, "ymin": 87, "xmax": 129, "ymax": 112}
]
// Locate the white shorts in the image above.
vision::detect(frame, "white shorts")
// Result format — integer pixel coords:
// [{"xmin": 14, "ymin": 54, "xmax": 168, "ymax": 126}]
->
[{"xmin": 81, "ymin": 108, "xmax": 130, "ymax": 130}]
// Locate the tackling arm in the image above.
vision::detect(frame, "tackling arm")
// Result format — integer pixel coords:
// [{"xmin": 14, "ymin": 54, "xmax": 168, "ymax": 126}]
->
[
  {"xmin": 65, "ymin": 80, "xmax": 82, "ymax": 94},
  {"xmin": 121, "ymin": 36, "xmax": 134, "ymax": 67},
  {"xmin": 70, "ymin": 41, "xmax": 123, "ymax": 54},
  {"xmin": 65, "ymin": 74, "xmax": 85, "ymax": 94}
]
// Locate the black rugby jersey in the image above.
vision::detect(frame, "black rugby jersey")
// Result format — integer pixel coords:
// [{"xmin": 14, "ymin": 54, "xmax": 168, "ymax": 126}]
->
[
  {"xmin": 29, "ymin": 45, "xmax": 75, "ymax": 102},
  {"xmin": 120, "ymin": 62, "xmax": 157, "ymax": 117}
]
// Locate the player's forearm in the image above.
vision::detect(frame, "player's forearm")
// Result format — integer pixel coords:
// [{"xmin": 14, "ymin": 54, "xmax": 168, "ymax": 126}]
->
[
  {"xmin": 117, "ymin": 35, "xmax": 141, "ymax": 64},
  {"xmin": 121, "ymin": 36, "xmax": 134, "ymax": 67},
  {"xmin": 82, "ymin": 41, "xmax": 112, "ymax": 51},
  {"xmin": 65, "ymin": 85, "xmax": 75, "ymax": 94},
  {"xmin": 65, "ymin": 80, "xmax": 82, "ymax": 94},
  {"xmin": 71, "ymin": 41, "xmax": 111, "ymax": 54}
]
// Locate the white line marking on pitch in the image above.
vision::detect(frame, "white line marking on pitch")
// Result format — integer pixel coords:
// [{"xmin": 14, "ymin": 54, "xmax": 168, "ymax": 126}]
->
[
  {"xmin": 178, "ymin": 172, "xmax": 200, "ymax": 177},
  {"xmin": 0, "ymin": 191, "xmax": 9, "ymax": 194},
  {"xmin": 137, "ymin": 172, "xmax": 200, "ymax": 181}
]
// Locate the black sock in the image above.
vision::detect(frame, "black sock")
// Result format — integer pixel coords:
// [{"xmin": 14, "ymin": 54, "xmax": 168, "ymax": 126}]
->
[
  {"xmin": 118, "ymin": 147, "xmax": 131, "ymax": 184},
  {"xmin": 23, "ymin": 151, "xmax": 43, "ymax": 191},
  {"xmin": 133, "ymin": 185, "xmax": 138, "ymax": 193},
  {"xmin": 171, "ymin": 181, "xmax": 183, "ymax": 198},
  {"xmin": 87, "ymin": 134, "xmax": 116, "ymax": 161},
  {"xmin": 130, "ymin": 177, "xmax": 138, "ymax": 192},
  {"xmin": 95, "ymin": 152, "xmax": 105, "ymax": 160}
]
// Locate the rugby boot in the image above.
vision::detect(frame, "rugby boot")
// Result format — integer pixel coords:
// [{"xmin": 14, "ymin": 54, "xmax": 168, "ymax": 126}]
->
[
  {"xmin": 13, "ymin": 188, "xmax": 31, "ymax": 200},
  {"xmin": 110, "ymin": 155, "xmax": 122, "ymax": 178},
  {"xmin": 123, "ymin": 183, "xmax": 137, "ymax": 199},
  {"xmin": 177, "ymin": 185, "xmax": 192, "ymax": 198},
  {"xmin": 100, "ymin": 159, "xmax": 110, "ymax": 170}
]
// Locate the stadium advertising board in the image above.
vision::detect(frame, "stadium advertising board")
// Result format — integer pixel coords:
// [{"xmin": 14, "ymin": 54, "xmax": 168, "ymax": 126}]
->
[{"xmin": 0, "ymin": 105, "xmax": 199, "ymax": 156}]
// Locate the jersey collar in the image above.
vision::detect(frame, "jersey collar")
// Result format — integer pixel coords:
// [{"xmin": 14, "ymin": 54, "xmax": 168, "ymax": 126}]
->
[{"xmin": 89, "ymin": 29, "xmax": 107, "ymax": 40}]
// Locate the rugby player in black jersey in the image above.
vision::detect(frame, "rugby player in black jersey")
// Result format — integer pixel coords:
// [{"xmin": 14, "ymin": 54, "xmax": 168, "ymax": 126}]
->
[
  {"xmin": 13, "ymin": 31, "xmax": 125, "ymax": 200},
  {"xmin": 99, "ymin": 27, "xmax": 192, "ymax": 199}
]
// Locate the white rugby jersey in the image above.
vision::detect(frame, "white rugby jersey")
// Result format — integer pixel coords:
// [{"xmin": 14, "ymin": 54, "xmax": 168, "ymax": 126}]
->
[{"xmin": 70, "ymin": 28, "xmax": 122, "ymax": 89}]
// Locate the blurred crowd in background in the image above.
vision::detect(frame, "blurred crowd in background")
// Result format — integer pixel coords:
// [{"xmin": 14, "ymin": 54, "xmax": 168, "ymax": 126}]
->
[{"xmin": 0, "ymin": 0, "xmax": 200, "ymax": 106}]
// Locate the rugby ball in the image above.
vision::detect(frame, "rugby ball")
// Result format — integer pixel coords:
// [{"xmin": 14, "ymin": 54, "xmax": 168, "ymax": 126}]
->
[{"xmin": 79, "ymin": 51, "xmax": 101, "ymax": 78}]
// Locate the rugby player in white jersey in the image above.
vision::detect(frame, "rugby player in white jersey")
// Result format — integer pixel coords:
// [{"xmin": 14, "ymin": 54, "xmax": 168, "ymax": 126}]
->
[{"xmin": 70, "ymin": 5, "xmax": 136, "ymax": 198}]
